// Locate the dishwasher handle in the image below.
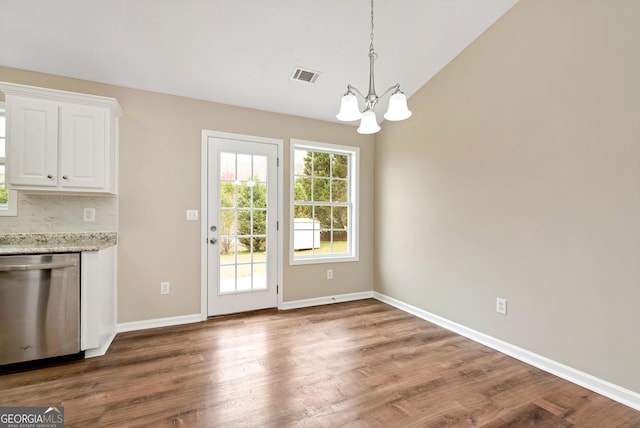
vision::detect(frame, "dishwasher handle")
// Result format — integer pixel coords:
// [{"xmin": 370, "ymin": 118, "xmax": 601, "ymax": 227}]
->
[{"xmin": 0, "ymin": 260, "xmax": 78, "ymax": 272}]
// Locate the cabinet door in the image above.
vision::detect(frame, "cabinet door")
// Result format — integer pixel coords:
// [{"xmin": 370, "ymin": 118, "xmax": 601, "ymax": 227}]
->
[
  {"xmin": 7, "ymin": 96, "xmax": 59, "ymax": 187},
  {"xmin": 58, "ymin": 103, "xmax": 106, "ymax": 190}
]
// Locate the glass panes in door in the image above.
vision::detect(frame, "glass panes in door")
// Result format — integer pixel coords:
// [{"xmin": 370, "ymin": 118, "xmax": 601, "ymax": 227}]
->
[{"xmin": 218, "ymin": 152, "xmax": 268, "ymax": 294}]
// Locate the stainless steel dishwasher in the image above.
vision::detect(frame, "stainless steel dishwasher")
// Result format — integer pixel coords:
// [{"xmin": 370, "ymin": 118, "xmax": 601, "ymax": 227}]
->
[{"xmin": 0, "ymin": 253, "xmax": 81, "ymax": 367}]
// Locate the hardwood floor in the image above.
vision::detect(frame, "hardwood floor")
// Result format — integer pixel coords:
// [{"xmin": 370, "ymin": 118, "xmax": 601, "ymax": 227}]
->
[{"xmin": 1, "ymin": 299, "xmax": 639, "ymax": 427}]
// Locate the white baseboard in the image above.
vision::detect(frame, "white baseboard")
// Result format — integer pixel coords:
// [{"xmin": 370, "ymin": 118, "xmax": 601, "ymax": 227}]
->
[
  {"xmin": 84, "ymin": 331, "xmax": 117, "ymax": 359},
  {"xmin": 117, "ymin": 313, "xmax": 202, "ymax": 333},
  {"xmin": 373, "ymin": 292, "xmax": 640, "ymax": 412},
  {"xmin": 116, "ymin": 292, "xmax": 374, "ymax": 334},
  {"xmin": 115, "ymin": 293, "xmax": 374, "ymax": 334},
  {"xmin": 280, "ymin": 291, "xmax": 374, "ymax": 310}
]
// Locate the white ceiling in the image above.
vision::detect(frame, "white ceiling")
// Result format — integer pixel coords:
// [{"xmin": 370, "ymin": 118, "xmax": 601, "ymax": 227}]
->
[{"xmin": 0, "ymin": 0, "xmax": 518, "ymax": 124}]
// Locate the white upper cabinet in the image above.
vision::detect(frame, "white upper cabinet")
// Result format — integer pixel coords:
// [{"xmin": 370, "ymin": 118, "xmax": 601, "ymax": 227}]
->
[
  {"xmin": 6, "ymin": 96, "xmax": 59, "ymax": 188},
  {"xmin": 0, "ymin": 82, "xmax": 122, "ymax": 194},
  {"xmin": 58, "ymin": 103, "xmax": 107, "ymax": 190}
]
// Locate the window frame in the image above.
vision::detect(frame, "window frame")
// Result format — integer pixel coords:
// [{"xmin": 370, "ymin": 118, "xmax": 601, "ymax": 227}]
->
[
  {"xmin": 0, "ymin": 102, "xmax": 17, "ymax": 217},
  {"xmin": 289, "ymin": 139, "xmax": 359, "ymax": 265}
]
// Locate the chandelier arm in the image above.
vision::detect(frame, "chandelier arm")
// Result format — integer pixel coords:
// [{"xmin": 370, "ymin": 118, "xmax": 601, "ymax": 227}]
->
[
  {"xmin": 347, "ymin": 84, "xmax": 367, "ymax": 101},
  {"xmin": 379, "ymin": 83, "xmax": 402, "ymax": 100}
]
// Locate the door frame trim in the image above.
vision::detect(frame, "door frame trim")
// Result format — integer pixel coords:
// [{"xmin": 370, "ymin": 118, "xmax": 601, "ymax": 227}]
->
[{"xmin": 200, "ymin": 130, "xmax": 284, "ymax": 320}]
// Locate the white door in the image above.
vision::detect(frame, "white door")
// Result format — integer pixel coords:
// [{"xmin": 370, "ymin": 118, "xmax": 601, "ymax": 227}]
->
[{"xmin": 206, "ymin": 135, "xmax": 279, "ymax": 316}]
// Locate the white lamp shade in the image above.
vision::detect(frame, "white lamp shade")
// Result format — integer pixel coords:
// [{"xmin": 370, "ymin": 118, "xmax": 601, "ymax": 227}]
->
[
  {"xmin": 384, "ymin": 92, "xmax": 412, "ymax": 121},
  {"xmin": 337, "ymin": 93, "xmax": 362, "ymax": 121},
  {"xmin": 357, "ymin": 110, "xmax": 381, "ymax": 134}
]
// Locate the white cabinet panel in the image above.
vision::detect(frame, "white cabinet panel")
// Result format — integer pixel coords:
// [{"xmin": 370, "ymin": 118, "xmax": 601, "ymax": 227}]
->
[
  {"xmin": 59, "ymin": 103, "xmax": 107, "ymax": 190},
  {"xmin": 81, "ymin": 245, "xmax": 117, "ymax": 356},
  {"xmin": 7, "ymin": 96, "xmax": 59, "ymax": 188}
]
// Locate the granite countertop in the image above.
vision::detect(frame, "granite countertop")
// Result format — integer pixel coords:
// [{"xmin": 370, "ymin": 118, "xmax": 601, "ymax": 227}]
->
[{"xmin": 0, "ymin": 232, "xmax": 117, "ymax": 255}]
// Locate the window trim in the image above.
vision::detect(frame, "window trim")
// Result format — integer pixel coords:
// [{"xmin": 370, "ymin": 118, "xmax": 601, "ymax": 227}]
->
[
  {"xmin": 0, "ymin": 102, "xmax": 17, "ymax": 217},
  {"xmin": 289, "ymin": 139, "xmax": 359, "ymax": 265}
]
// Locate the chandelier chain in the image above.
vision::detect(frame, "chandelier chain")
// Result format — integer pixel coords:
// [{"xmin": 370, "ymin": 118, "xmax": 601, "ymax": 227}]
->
[
  {"xmin": 370, "ymin": 0, "xmax": 375, "ymax": 47},
  {"xmin": 369, "ymin": 0, "xmax": 378, "ymax": 59}
]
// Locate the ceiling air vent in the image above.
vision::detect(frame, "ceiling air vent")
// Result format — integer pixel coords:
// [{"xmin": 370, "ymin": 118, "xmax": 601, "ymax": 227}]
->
[{"xmin": 291, "ymin": 67, "xmax": 321, "ymax": 84}]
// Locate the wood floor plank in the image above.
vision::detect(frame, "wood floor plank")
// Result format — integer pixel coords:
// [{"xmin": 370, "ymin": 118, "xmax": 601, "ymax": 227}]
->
[{"xmin": 1, "ymin": 299, "xmax": 639, "ymax": 427}]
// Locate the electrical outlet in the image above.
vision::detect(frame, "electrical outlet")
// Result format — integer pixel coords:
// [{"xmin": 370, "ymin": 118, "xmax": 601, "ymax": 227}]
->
[
  {"xmin": 496, "ymin": 297, "xmax": 507, "ymax": 315},
  {"xmin": 327, "ymin": 269, "xmax": 333, "ymax": 280},
  {"xmin": 83, "ymin": 207, "xmax": 96, "ymax": 222},
  {"xmin": 160, "ymin": 282, "xmax": 170, "ymax": 295}
]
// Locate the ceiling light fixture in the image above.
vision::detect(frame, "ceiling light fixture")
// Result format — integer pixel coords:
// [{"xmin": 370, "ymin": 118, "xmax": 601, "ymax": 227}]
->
[{"xmin": 337, "ymin": 0, "xmax": 412, "ymax": 134}]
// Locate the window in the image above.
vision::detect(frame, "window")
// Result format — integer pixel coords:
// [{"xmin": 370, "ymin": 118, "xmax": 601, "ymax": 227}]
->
[
  {"xmin": 290, "ymin": 139, "xmax": 358, "ymax": 264},
  {"xmin": 0, "ymin": 104, "xmax": 17, "ymax": 216}
]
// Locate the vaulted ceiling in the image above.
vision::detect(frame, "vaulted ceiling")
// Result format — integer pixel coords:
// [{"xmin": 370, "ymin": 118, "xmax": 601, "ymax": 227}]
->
[{"xmin": 0, "ymin": 0, "xmax": 518, "ymax": 124}]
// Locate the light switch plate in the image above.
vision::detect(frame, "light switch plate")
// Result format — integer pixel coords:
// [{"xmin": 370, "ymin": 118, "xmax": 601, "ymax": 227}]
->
[
  {"xmin": 186, "ymin": 210, "xmax": 199, "ymax": 221},
  {"xmin": 160, "ymin": 281, "xmax": 170, "ymax": 295}
]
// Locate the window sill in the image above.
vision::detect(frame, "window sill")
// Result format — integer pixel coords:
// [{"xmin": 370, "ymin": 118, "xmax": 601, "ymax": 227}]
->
[{"xmin": 289, "ymin": 255, "xmax": 359, "ymax": 266}]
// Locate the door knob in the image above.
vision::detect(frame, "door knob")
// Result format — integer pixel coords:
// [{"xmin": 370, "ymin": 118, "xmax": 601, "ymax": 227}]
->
[
  {"xmin": 209, "ymin": 238, "xmax": 217, "ymax": 245},
  {"xmin": 210, "ymin": 225, "xmax": 217, "ymax": 232}
]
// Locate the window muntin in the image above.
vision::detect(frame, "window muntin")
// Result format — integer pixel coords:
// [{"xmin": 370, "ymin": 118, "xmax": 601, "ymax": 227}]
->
[
  {"xmin": 290, "ymin": 140, "xmax": 358, "ymax": 264},
  {"xmin": 0, "ymin": 104, "xmax": 17, "ymax": 216}
]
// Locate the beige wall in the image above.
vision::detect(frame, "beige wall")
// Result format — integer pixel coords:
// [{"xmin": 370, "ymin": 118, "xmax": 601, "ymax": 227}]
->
[
  {"xmin": 0, "ymin": 66, "xmax": 374, "ymax": 322},
  {"xmin": 375, "ymin": 0, "xmax": 640, "ymax": 393}
]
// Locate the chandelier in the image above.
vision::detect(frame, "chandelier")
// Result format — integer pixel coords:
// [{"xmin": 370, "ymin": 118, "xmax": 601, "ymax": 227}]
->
[{"xmin": 337, "ymin": 0, "xmax": 412, "ymax": 134}]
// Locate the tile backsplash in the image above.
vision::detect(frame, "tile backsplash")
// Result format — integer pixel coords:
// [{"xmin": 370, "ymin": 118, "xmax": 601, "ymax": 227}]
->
[{"xmin": 0, "ymin": 193, "xmax": 117, "ymax": 233}]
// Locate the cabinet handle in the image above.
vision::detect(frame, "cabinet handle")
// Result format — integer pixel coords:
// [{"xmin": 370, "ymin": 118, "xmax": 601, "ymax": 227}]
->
[
  {"xmin": 62, "ymin": 175, "xmax": 68, "ymax": 180},
  {"xmin": 47, "ymin": 174, "xmax": 53, "ymax": 179}
]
